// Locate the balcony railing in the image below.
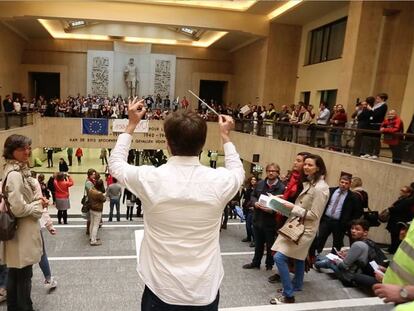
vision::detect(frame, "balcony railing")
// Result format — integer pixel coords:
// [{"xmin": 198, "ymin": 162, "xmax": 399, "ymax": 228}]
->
[
  {"xmin": 0, "ymin": 112, "xmax": 35, "ymax": 130},
  {"xmin": 234, "ymin": 119, "xmax": 414, "ymax": 165}
]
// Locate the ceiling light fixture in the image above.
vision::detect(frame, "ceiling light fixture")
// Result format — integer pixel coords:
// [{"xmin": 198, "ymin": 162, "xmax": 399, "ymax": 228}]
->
[{"xmin": 267, "ymin": 0, "xmax": 303, "ymax": 20}]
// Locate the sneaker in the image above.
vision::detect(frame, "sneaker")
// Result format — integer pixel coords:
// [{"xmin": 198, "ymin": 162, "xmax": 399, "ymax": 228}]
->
[
  {"xmin": 360, "ymin": 154, "xmax": 370, "ymax": 158},
  {"xmin": 369, "ymin": 155, "xmax": 378, "ymax": 159},
  {"xmin": 269, "ymin": 296, "xmax": 295, "ymax": 304},
  {"xmin": 249, "ymin": 242, "xmax": 255, "ymax": 248},
  {"xmin": 90, "ymin": 241, "xmax": 102, "ymax": 246},
  {"xmin": 44, "ymin": 278, "xmax": 57, "ymax": 291},
  {"xmin": 241, "ymin": 238, "xmax": 251, "ymax": 242}
]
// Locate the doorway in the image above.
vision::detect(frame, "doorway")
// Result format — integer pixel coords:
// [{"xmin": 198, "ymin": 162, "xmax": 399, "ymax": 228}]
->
[
  {"xmin": 199, "ymin": 80, "xmax": 227, "ymax": 110},
  {"xmin": 29, "ymin": 72, "xmax": 60, "ymax": 100}
]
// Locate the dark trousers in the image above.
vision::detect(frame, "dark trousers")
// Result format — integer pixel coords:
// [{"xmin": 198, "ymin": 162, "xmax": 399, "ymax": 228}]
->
[
  {"xmin": 252, "ymin": 225, "xmax": 276, "ymax": 268},
  {"xmin": 77, "ymin": 156, "xmax": 81, "ymax": 165},
  {"xmin": 316, "ymin": 216, "xmax": 345, "ymax": 253},
  {"xmin": 47, "ymin": 156, "xmax": 53, "ymax": 167},
  {"xmin": 389, "ymin": 144, "xmax": 402, "ymax": 164},
  {"xmin": 388, "ymin": 229, "xmax": 401, "ymax": 254},
  {"xmin": 141, "ymin": 286, "xmax": 219, "ymax": 311},
  {"xmin": 67, "ymin": 155, "xmax": 72, "ymax": 166},
  {"xmin": 57, "ymin": 210, "xmax": 68, "ymax": 224},
  {"xmin": 126, "ymin": 205, "xmax": 134, "ymax": 220},
  {"xmin": 245, "ymin": 211, "xmax": 254, "ymax": 241},
  {"xmin": 7, "ymin": 265, "xmax": 34, "ymax": 311}
]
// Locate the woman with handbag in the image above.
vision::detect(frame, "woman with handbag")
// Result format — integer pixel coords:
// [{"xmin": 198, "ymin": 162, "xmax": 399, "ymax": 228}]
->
[
  {"xmin": 1, "ymin": 134, "xmax": 47, "ymax": 311},
  {"xmin": 385, "ymin": 185, "xmax": 414, "ymax": 254},
  {"xmin": 269, "ymin": 154, "xmax": 329, "ymax": 304},
  {"xmin": 88, "ymin": 179, "xmax": 106, "ymax": 246}
]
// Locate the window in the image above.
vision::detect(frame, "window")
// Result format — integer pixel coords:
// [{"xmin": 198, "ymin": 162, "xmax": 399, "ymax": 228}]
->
[
  {"xmin": 307, "ymin": 17, "xmax": 347, "ymax": 65},
  {"xmin": 320, "ymin": 89, "xmax": 337, "ymax": 110},
  {"xmin": 301, "ymin": 91, "xmax": 311, "ymax": 106}
]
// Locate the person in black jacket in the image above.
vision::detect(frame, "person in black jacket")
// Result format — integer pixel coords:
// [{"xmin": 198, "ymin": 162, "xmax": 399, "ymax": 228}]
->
[
  {"xmin": 243, "ymin": 163, "xmax": 285, "ymax": 270},
  {"xmin": 367, "ymin": 93, "xmax": 388, "ymax": 158},
  {"xmin": 316, "ymin": 175, "xmax": 360, "ymax": 254},
  {"xmin": 58, "ymin": 158, "xmax": 69, "ymax": 173},
  {"xmin": 386, "ymin": 185, "xmax": 414, "ymax": 254},
  {"xmin": 354, "ymin": 98, "xmax": 374, "ymax": 156}
]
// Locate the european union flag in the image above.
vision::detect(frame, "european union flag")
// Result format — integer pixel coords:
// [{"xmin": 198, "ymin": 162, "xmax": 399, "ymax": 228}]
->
[{"xmin": 82, "ymin": 118, "xmax": 108, "ymax": 135}]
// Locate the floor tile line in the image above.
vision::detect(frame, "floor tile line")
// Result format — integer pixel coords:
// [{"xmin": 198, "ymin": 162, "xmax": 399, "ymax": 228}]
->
[{"xmin": 219, "ymin": 297, "xmax": 385, "ymax": 311}]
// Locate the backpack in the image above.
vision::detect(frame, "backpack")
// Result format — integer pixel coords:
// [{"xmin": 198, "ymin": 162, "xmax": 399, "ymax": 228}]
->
[{"xmin": 364, "ymin": 239, "xmax": 387, "ymax": 266}]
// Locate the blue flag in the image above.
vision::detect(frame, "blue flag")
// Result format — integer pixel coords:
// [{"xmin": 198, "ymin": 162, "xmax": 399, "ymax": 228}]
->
[{"xmin": 82, "ymin": 118, "xmax": 108, "ymax": 135}]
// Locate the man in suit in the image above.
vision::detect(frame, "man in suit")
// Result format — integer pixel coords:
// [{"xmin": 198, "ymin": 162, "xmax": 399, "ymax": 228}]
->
[{"xmin": 316, "ymin": 175, "xmax": 361, "ymax": 254}]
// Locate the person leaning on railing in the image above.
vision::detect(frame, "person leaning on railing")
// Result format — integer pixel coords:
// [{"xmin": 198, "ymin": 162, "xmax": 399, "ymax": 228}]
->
[{"xmin": 380, "ymin": 110, "xmax": 404, "ymax": 164}]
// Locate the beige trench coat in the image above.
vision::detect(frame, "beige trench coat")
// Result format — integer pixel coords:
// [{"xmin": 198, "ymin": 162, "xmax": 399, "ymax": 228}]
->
[
  {"xmin": 1, "ymin": 162, "xmax": 43, "ymax": 268},
  {"xmin": 272, "ymin": 178, "xmax": 329, "ymax": 260}
]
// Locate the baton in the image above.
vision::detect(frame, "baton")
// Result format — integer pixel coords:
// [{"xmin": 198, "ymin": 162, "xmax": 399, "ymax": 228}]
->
[{"xmin": 188, "ymin": 90, "xmax": 220, "ymax": 117}]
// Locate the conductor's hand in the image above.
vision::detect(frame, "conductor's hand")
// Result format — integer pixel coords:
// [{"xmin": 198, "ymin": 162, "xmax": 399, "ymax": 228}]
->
[
  {"xmin": 125, "ymin": 97, "xmax": 146, "ymax": 134},
  {"xmin": 219, "ymin": 115, "xmax": 234, "ymax": 144}
]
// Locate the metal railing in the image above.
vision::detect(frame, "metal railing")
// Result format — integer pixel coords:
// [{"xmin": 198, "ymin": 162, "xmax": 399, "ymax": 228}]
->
[
  {"xmin": 234, "ymin": 119, "xmax": 414, "ymax": 165},
  {"xmin": 0, "ymin": 112, "xmax": 35, "ymax": 130}
]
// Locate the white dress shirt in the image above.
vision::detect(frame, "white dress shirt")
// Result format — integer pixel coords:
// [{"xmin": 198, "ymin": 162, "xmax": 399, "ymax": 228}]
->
[{"xmin": 109, "ymin": 133, "xmax": 244, "ymax": 305}]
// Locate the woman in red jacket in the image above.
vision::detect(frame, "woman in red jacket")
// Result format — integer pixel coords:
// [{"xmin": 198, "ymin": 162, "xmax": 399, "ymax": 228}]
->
[
  {"xmin": 380, "ymin": 110, "xmax": 404, "ymax": 164},
  {"xmin": 75, "ymin": 147, "xmax": 83, "ymax": 165},
  {"xmin": 54, "ymin": 172, "xmax": 74, "ymax": 224}
]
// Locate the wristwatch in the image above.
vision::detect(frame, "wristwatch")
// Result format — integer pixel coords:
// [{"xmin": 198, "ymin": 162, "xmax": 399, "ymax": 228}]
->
[{"xmin": 400, "ymin": 287, "xmax": 408, "ymax": 299}]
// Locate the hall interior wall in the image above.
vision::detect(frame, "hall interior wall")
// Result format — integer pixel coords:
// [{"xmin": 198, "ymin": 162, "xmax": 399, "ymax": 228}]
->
[
  {"xmin": 0, "ymin": 23, "xmax": 26, "ymax": 97},
  {"xmin": 21, "ymin": 39, "xmax": 233, "ymax": 101},
  {"xmin": 294, "ymin": 5, "xmax": 349, "ymax": 108}
]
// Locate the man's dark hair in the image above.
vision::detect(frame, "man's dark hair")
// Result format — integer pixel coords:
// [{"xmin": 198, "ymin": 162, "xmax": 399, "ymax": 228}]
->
[
  {"xmin": 340, "ymin": 175, "xmax": 352, "ymax": 182},
  {"xmin": 377, "ymin": 93, "xmax": 388, "ymax": 102},
  {"xmin": 3, "ymin": 134, "xmax": 32, "ymax": 160},
  {"xmin": 366, "ymin": 96, "xmax": 375, "ymax": 107},
  {"xmin": 164, "ymin": 110, "xmax": 207, "ymax": 156},
  {"xmin": 305, "ymin": 154, "xmax": 327, "ymax": 183},
  {"xmin": 351, "ymin": 219, "xmax": 370, "ymax": 231}
]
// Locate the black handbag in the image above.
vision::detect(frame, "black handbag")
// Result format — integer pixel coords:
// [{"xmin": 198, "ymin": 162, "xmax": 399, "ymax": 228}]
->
[
  {"xmin": 363, "ymin": 208, "xmax": 381, "ymax": 227},
  {"xmin": 81, "ymin": 195, "xmax": 90, "ymax": 213},
  {"xmin": 0, "ymin": 172, "xmax": 19, "ymax": 241}
]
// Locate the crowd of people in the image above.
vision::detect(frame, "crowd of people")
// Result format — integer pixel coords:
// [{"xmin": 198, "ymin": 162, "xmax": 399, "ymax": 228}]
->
[
  {"xmin": 0, "ymin": 97, "xmax": 414, "ymax": 310},
  {"xmin": 3, "ymin": 91, "xmax": 414, "ymax": 165}
]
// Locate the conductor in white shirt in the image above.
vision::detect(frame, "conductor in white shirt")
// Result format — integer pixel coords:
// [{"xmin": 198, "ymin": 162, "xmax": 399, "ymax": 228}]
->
[{"xmin": 109, "ymin": 97, "xmax": 245, "ymax": 310}]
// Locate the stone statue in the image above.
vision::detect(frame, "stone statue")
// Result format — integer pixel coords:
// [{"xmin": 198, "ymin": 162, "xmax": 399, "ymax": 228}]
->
[{"xmin": 124, "ymin": 58, "xmax": 138, "ymax": 97}]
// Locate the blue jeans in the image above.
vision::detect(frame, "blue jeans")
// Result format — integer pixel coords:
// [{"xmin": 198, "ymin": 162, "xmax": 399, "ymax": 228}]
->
[
  {"xmin": 39, "ymin": 231, "xmax": 51, "ymax": 280},
  {"xmin": 314, "ymin": 256, "xmax": 339, "ymax": 273},
  {"xmin": 0, "ymin": 264, "xmax": 8, "ymax": 288},
  {"xmin": 109, "ymin": 198, "xmax": 120, "ymax": 221},
  {"xmin": 274, "ymin": 252, "xmax": 305, "ymax": 298}
]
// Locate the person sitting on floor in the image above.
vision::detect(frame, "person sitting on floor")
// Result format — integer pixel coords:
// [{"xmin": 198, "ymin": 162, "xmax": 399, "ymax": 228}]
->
[{"xmin": 314, "ymin": 219, "xmax": 386, "ymax": 288}]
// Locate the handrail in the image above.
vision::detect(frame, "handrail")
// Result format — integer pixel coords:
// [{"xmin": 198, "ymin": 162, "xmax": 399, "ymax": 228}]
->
[
  {"xmin": 0, "ymin": 112, "xmax": 35, "ymax": 130},
  {"xmin": 233, "ymin": 118, "xmax": 414, "ymax": 164}
]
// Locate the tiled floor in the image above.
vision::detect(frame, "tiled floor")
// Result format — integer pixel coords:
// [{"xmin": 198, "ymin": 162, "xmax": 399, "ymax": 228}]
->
[{"xmin": 0, "ymin": 148, "xmax": 393, "ymax": 310}]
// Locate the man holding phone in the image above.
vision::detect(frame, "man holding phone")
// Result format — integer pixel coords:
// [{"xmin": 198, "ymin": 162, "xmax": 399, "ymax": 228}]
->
[{"xmin": 109, "ymin": 97, "xmax": 244, "ymax": 310}]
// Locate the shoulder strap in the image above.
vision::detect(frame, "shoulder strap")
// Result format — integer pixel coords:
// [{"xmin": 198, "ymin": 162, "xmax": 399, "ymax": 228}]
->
[{"xmin": 1, "ymin": 169, "xmax": 23, "ymax": 213}]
